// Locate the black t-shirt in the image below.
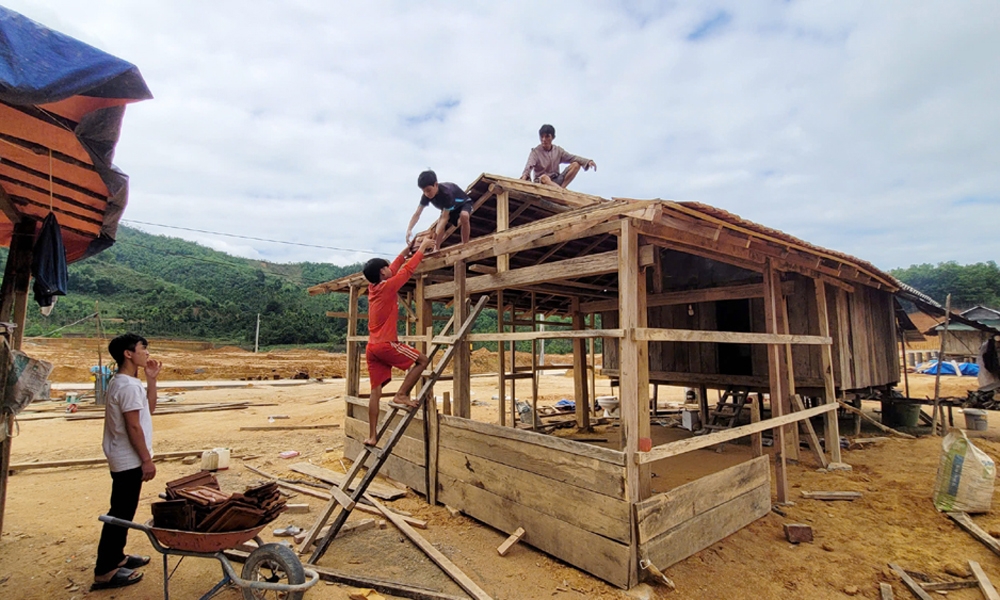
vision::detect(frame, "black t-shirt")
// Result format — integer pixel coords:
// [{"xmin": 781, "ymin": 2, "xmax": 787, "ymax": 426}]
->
[{"xmin": 419, "ymin": 182, "xmax": 470, "ymax": 211}]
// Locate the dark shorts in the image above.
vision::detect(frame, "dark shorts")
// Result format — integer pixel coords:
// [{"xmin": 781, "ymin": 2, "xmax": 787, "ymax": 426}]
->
[
  {"xmin": 534, "ymin": 170, "xmax": 567, "ymax": 186},
  {"xmin": 446, "ymin": 201, "xmax": 473, "ymax": 227},
  {"xmin": 366, "ymin": 342, "xmax": 419, "ymax": 389}
]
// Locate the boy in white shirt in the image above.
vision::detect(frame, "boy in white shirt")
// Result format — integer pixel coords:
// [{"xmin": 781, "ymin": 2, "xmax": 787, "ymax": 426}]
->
[{"xmin": 91, "ymin": 333, "xmax": 161, "ymax": 590}]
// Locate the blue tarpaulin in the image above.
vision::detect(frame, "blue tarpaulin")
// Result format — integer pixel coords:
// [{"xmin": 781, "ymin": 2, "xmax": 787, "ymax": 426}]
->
[
  {"xmin": 916, "ymin": 360, "xmax": 980, "ymax": 376},
  {"xmin": 0, "ymin": 6, "xmax": 151, "ymax": 261}
]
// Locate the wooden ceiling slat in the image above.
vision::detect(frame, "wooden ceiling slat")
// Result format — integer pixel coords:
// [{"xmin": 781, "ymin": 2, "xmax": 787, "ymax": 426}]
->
[
  {"xmin": 0, "ymin": 167, "xmax": 106, "ymax": 212},
  {"xmin": 10, "ymin": 195, "xmax": 102, "ymax": 236},
  {"xmin": 0, "ymin": 102, "xmax": 92, "ymax": 164},
  {"xmin": 0, "ymin": 154, "xmax": 107, "ymax": 199}
]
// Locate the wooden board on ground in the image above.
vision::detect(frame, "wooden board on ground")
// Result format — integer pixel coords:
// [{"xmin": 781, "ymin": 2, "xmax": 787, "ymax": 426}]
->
[
  {"xmin": 970, "ymin": 560, "xmax": 1000, "ymax": 600},
  {"xmin": 800, "ymin": 491, "xmax": 862, "ymax": 501},
  {"xmin": 289, "ymin": 462, "xmax": 406, "ymax": 500},
  {"xmin": 498, "ymin": 527, "xmax": 525, "ymax": 556},
  {"xmin": 10, "ymin": 449, "xmax": 210, "ymax": 471},
  {"xmin": 888, "ymin": 564, "xmax": 933, "ymax": 600},
  {"xmin": 239, "ymin": 424, "xmax": 340, "ymax": 431},
  {"xmin": 947, "ymin": 512, "xmax": 1000, "ymax": 558}
]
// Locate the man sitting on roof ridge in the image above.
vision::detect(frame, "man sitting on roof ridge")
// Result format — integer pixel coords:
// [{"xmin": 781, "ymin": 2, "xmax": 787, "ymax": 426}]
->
[{"xmin": 520, "ymin": 124, "xmax": 596, "ymax": 189}]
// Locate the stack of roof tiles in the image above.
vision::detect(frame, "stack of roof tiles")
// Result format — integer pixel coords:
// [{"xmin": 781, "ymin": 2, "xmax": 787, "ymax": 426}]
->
[{"xmin": 150, "ymin": 472, "xmax": 285, "ymax": 533}]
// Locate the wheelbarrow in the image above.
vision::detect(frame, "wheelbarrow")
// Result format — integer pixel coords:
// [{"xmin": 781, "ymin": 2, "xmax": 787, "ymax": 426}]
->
[{"xmin": 99, "ymin": 515, "xmax": 319, "ymax": 600}]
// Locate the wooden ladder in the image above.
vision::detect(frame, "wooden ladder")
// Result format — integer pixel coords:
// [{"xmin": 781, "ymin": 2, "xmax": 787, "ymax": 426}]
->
[
  {"xmin": 302, "ymin": 295, "xmax": 488, "ymax": 564},
  {"xmin": 703, "ymin": 386, "xmax": 752, "ymax": 432}
]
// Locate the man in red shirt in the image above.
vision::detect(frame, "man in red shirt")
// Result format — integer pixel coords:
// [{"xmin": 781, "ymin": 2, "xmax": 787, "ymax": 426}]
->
[{"xmin": 360, "ymin": 236, "xmax": 435, "ymax": 446}]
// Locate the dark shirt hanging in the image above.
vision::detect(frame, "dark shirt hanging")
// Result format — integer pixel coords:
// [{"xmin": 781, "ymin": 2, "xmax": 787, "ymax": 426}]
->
[{"xmin": 31, "ymin": 213, "xmax": 68, "ymax": 307}]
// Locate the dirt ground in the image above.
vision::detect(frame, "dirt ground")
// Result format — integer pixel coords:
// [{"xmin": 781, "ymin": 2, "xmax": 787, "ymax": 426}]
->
[{"xmin": 2, "ymin": 338, "xmax": 999, "ymax": 599}]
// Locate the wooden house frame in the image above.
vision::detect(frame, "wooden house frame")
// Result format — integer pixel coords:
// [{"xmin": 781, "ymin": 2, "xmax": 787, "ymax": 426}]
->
[{"xmin": 309, "ymin": 174, "xmax": 904, "ymax": 587}]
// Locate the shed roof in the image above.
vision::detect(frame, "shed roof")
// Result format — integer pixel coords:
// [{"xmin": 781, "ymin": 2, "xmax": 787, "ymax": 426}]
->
[{"xmin": 309, "ymin": 173, "xmax": 902, "ymax": 315}]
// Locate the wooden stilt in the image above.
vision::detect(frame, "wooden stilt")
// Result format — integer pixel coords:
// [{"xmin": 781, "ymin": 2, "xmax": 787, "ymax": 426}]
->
[
  {"xmin": 814, "ymin": 280, "xmax": 842, "ymax": 463},
  {"xmin": 454, "ymin": 261, "xmax": 470, "ymax": 418},
  {"xmin": 932, "ymin": 294, "xmax": 951, "ymax": 437},
  {"xmin": 345, "ymin": 285, "xmax": 361, "ymax": 398},
  {"xmin": 572, "ymin": 298, "xmax": 591, "ymax": 431},
  {"xmin": 497, "ymin": 290, "xmax": 506, "ymax": 426},
  {"xmin": 763, "ymin": 259, "xmax": 789, "ymax": 504}
]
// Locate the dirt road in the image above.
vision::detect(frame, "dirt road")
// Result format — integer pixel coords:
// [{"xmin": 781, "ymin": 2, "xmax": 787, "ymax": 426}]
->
[{"xmin": 1, "ymin": 338, "xmax": 997, "ymax": 599}]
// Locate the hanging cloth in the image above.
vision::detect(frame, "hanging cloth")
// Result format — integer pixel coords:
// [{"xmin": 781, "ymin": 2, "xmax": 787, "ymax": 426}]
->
[{"xmin": 31, "ymin": 212, "xmax": 68, "ymax": 307}]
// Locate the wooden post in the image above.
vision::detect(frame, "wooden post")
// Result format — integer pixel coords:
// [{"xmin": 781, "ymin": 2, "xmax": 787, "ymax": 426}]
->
[
  {"xmin": 509, "ymin": 302, "xmax": 517, "ymax": 427},
  {"xmin": 899, "ymin": 328, "xmax": 910, "ymax": 400},
  {"xmin": 589, "ymin": 313, "xmax": 597, "ymax": 410},
  {"xmin": 779, "ymin": 294, "xmax": 800, "ymax": 461},
  {"xmin": 814, "ymin": 280, "xmax": 843, "ymax": 463},
  {"xmin": 497, "ymin": 290, "xmax": 506, "ymax": 426},
  {"xmin": 417, "ymin": 277, "xmax": 438, "ymax": 504},
  {"xmin": 619, "ymin": 220, "xmax": 650, "ymax": 586},
  {"xmin": 530, "ymin": 292, "xmax": 538, "ymax": 430},
  {"xmin": 932, "ymin": 294, "xmax": 952, "ymax": 436},
  {"xmin": 496, "ymin": 189, "xmax": 509, "ymax": 273},
  {"xmin": 572, "ymin": 298, "xmax": 591, "ymax": 431},
  {"xmin": 0, "ymin": 218, "xmax": 36, "ymax": 538},
  {"xmin": 345, "ymin": 285, "xmax": 361, "ymax": 398},
  {"xmin": 763, "ymin": 259, "xmax": 789, "ymax": 503},
  {"xmin": 750, "ymin": 400, "xmax": 762, "ymax": 457},
  {"xmin": 453, "ymin": 261, "xmax": 470, "ymax": 418}
]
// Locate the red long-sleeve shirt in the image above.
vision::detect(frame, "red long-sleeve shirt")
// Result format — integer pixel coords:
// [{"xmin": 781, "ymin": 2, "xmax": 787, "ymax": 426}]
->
[{"xmin": 367, "ymin": 249, "xmax": 425, "ymax": 344}]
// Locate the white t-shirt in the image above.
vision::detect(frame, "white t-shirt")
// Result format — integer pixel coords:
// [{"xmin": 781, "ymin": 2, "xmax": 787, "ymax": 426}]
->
[{"xmin": 102, "ymin": 374, "xmax": 153, "ymax": 472}]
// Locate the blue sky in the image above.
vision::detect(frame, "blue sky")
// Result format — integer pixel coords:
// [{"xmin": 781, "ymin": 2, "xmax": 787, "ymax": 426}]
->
[{"xmin": 4, "ymin": 1, "xmax": 998, "ymax": 270}]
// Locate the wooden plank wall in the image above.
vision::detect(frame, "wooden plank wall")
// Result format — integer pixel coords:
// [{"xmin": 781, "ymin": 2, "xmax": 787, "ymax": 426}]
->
[
  {"xmin": 636, "ymin": 455, "xmax": 771, "ymax": 569},
  {"xmin": 436, "ymin": 415, "xmax": 632, "ymax": 588},
  {"xmin": 343, "ymin": 396, "xmax": 427, "ymax": 495},
  {"xmin": 847, "ymin": 287, "xmax": 899, "ymax": 389}
]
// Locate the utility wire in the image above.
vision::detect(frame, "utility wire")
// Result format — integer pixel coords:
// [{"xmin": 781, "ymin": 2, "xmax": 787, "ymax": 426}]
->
[{"xmin": 122, "ymin": 219, "xmax": 386, "ymax": 257}]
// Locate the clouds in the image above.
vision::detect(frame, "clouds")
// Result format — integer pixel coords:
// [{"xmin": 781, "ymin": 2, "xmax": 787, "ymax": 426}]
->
[{"xmin": 5, "ymin": 0, "xmax": 998, "ymax": 270}]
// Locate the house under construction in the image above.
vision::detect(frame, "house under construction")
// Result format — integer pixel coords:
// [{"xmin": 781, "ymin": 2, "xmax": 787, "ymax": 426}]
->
[{"xmin": 308, "ymin": 173, "xmax": 911, "ymax": 588}]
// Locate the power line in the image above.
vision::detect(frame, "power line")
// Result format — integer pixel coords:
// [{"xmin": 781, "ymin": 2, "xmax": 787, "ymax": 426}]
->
[{"xmin": 121, "ymin": 219, "xmax": 386, "ymax": 257}]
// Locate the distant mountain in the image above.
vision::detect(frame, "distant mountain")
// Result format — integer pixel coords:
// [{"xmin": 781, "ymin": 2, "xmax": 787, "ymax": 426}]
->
[{"xmin": 12, "ymin": 226, "xmax": 361, "ymax": 346}]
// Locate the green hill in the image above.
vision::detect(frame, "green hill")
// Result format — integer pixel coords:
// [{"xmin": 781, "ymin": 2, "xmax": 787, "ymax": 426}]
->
[{"xmin": 7, "ymin": 226, "xmax": 360, "ymax": 347}]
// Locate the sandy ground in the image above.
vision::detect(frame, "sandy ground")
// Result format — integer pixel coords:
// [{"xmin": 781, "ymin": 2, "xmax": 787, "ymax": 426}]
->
[{"xmin": 2, "ymin": 338, "xmax": 998, "ymax": 600}]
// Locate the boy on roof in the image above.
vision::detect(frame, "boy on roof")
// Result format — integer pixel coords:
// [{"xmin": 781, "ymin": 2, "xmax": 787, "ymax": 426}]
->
[
  {"xmin": 521, "ymin": 124, "xmax": 596, "ymax": 189},
  {"xmin": 360, "ymin": 235, "xmax": 435, "ymax": 446},
  {"xmin": 406, "ymin": 170, "xmax": 472, "ymax": 249}
]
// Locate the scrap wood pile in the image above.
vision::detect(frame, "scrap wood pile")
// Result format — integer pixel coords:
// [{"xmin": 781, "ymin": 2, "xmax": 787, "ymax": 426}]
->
[{"xmin": 151, "ymin": 471, "xmax": 285, "ymax": 533}]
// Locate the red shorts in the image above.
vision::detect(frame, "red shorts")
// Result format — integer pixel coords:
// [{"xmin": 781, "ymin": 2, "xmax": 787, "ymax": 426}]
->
[{"xmin": 366, "ymin": 342, "xmax": 419, "ymax": 389}]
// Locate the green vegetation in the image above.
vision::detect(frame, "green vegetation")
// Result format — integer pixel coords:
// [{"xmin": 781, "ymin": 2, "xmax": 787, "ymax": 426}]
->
[
  {"xmin": 891, "ymin": 261, "xmax": 1000, "ymax": 309},
  {"xmin": 0, "ymin": 226, "xmax": 590, "ymax": 353}
]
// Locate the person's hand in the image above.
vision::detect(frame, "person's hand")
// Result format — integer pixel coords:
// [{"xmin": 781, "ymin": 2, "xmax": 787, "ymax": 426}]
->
[
  {"xmin": 418, "ymin": 236, "xmax": 435, "ymax": 254},
  {"xmin": 405, "ymin": 229, "xmax": 413, "ymax": 244},
  {"xmin": 587, "ymin": 160, "xmax": 597, "ymax": 172},
  {"xmin": 141, "ymin": 459, "xmax": 157, "ymax": 482},
  {"xmin": 144, "ymin": 358, "xmax": 161, "ymax": 381}
]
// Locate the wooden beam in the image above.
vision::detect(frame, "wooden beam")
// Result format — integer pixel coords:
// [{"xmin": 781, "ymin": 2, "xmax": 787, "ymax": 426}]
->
[
  {"xmin": 453, "ymin": 261, "xmax": 470, "ymax": 418},
  {"xmin": 763, "ymin": 259, "xmax": 789, "ymax": 503},
  {"xmin": 491, "ymin": 177, "xmax": 606, "ymax": 207},
  {"xmin": 791, "ymin": 394, "xmax": 827, "ymax": 468},
  {"xmin": 888, "ymin": 564, "xmax": 934, "ymax": 600},
  {"xmin": 416, "ymin": 277, "xmax": 438, "ymax": 505},
  {"xmin": 619, "ymin": 219, "xmax": 650, "ymax": 586},
  {"xmin": 327, "ymin": 311, "xmax": 369, "ymax": 319},
  {"xmin": 814, "ymin": 279, "xmax": 843, "ymax": 463},
  {"xmin": 633, "ymin": 328, "xmax": 830, "ymax": 346},
  {"xmin": 456, "ymin": 328, "xmax": 623, "ymax": 343},
  {"xmin": 572, "ymin": 298, "xmax": 590, "ymax": 431},
  {"xmin": 0, "ymin": 184, "xmax": 22, "ymax": 224},
  {"xmin": 638, "ymin": 402, "xmax": 836, "ymax": 465},
  {"xmin": 969, "ymin": 560, "xmax": 1000, "ymax": 600},
  {"xmin": 497, "ymin": 527, "xmax": 526, "ymax": 556},
  {"xmin": 424, "ymin": 248, "xmax": 651, "ymax": 300},
  {"xmin": 0, "ymin": 218, "xmax": 36, "ymax": 538},
  {"xmin": 779, "ymin": 291, "xmax": 800, "ymax": 462},
  {"xmin": 345, "ymin": 285, "xmax": 361, "ymax": 398},
  {"xmin": 580, "ymin": 282, "xmax": 779, "ymax": 313},
  {"xmin": 947, "ymin": 511, "xmax": 1000, "ymax": 558},
  {"xmin": 496, "ymin": 189, "xmax": 509, "ymax": 272}
]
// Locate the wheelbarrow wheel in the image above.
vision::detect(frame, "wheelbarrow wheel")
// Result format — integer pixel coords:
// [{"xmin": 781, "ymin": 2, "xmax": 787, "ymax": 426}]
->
[{"xmin": 241, "ymin": 543, "xmax": 306, "ymax": 600}]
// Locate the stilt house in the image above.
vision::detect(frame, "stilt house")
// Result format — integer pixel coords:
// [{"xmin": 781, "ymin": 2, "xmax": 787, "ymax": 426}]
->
[{"xmin": 309, "ymin": 174, "xmax": 907, "ymax": 587}]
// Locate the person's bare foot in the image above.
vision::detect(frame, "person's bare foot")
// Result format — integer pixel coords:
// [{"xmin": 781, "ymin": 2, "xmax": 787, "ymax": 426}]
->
[{"xmin": 363, "ymin": 437, "xmax": 378, "ymax": 447}]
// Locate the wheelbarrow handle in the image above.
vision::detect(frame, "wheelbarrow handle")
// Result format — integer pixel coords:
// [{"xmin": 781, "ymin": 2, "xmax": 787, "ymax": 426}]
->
[{"xmin": 99, "ymin": 514, "xmax": 168, "ymax": 553}]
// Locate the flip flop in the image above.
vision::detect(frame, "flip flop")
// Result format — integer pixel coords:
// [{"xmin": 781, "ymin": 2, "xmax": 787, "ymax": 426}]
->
[
  {"xmin": 121, "ymin": 555, "xmax": 150, "ymax": 569},
  {"xmin": 91, "ymin": 567, "xmax": 143, "ymax": 591},
  {"xmin": 388, "ymin": 400, "xmax": 418, "ymax": 411}
]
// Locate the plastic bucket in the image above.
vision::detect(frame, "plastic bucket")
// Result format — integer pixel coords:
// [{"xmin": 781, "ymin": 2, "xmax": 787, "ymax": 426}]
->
[
  {"xmin": 201, "ymin": 450, "xmax": 219, "ymax": 471},
  {"xmin": 964, "ymin": 408, "xmax": 988, "ymax": 431}
]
